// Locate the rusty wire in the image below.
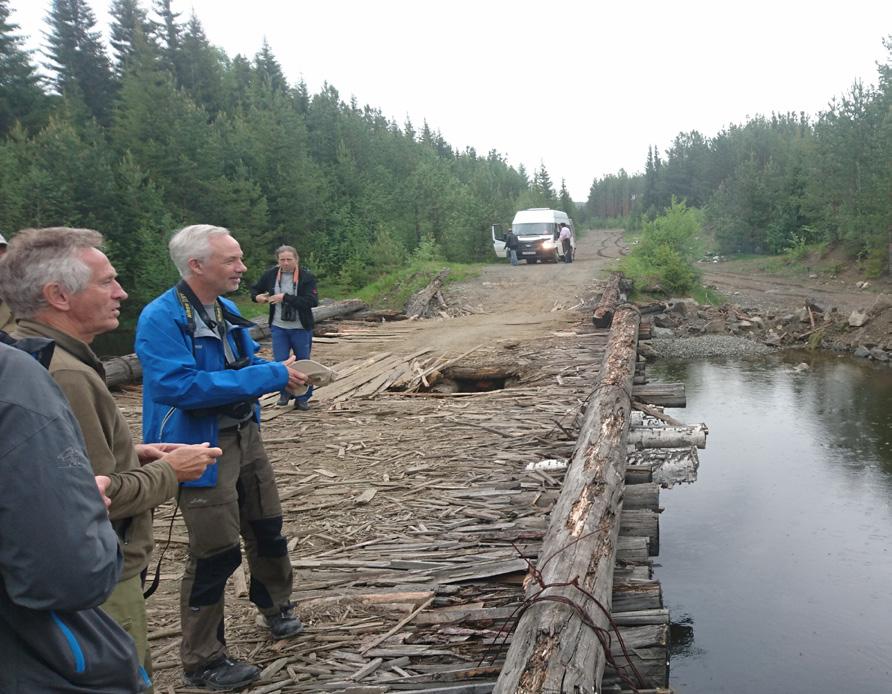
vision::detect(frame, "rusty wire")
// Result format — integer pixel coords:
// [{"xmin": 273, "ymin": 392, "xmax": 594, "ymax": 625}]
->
[{"xmin": 479, "ymin": 535, "xmax": 649, "ymax": 693}]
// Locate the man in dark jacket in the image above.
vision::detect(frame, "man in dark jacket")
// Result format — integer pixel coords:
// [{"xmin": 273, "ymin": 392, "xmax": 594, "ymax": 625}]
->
[
  {"xmin": 0, "ymin": 339, "xmax": 147, "ymax": 693},
  {"xmin": 504, "ymin": 228, "xmax": 519, "ymax": 267},
  {"xmin": 250, "ymin": 245, "xmax": 318, "ymax": 410}
]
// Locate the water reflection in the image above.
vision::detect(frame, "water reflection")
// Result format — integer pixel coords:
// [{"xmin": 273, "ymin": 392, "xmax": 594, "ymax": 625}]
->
[{"xmin": 652, "ymin": 353, "xmax": 892, "ymax": 693}]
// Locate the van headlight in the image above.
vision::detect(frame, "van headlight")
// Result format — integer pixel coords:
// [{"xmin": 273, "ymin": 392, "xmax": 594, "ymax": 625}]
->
[{"xmin": 542, "ymin": 240, "xmax": 556, "ymax": 249}]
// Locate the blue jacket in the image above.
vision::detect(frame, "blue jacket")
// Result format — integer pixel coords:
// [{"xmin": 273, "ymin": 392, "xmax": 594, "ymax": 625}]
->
[{"xmin": 136, "ymin": 287, "xmax": 289, "ymax": 487}]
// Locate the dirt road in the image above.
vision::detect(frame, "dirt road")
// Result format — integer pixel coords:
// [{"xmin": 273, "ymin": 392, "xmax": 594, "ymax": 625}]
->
[
  {"xmin": 702, "ymin": 265, "xmax": 889, "ymax": 315},
  {"xmin": 317, "ymin": 229, "xmax": 627, "ymax": 363}
]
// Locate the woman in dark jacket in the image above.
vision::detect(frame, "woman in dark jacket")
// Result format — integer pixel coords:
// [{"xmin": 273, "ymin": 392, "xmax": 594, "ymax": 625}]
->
[{"xmin": 251, "ymin": 246, "xmax": 319, "ymax": 409}]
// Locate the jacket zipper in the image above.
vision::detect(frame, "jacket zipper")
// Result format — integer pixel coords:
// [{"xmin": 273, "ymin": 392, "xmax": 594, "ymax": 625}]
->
[{"xmin": 159, "ymin": 406, "xmax": 176, "ymax": 440}]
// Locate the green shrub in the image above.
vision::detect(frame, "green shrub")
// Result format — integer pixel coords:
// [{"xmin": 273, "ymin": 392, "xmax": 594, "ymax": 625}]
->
[
  {"xmin": 621, "ymin": 199, "xmax": 703, "ymax": 294},
  {"xmin": 864, "ymin": 244, "xmax": 889, "ymax": 278}
]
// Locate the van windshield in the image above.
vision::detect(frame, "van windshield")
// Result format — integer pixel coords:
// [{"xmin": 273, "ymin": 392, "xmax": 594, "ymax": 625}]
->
[{"xmin": 514, "ymin": 223, "xmax": 555, "ymax": 237}]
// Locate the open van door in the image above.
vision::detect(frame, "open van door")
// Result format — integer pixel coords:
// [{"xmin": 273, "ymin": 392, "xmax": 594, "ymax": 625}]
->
[{"xmin": 491, "ymin": 224, "xmax": 507, "ymax": 258}]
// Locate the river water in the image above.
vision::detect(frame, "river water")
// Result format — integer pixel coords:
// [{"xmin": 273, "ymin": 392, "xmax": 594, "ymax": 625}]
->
[{"xmin": 650, "ymin": 353, "xmax": 892, "ymax": 693}]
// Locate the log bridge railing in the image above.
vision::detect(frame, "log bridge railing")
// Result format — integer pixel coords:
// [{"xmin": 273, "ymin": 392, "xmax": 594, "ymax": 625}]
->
[
  {"xmin": 496, "ymin": 303, "xmax": 642, "ymax": 693},
  {"xmin": 497, "ymin": 272, "xmax": 695, "ymax": 693}
]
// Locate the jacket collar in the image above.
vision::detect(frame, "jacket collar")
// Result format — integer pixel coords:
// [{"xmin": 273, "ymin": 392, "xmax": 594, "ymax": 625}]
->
[{"xmin": 15, "ymin": 319, "xmax": 105, "ymax": 380}]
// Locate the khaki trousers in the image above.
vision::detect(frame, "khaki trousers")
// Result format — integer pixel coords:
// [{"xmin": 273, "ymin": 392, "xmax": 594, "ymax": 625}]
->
[
  {"xmin": 178, "ymin": 422, "xmax": 293, "ymax": 670},
  {"xmin": 101, "ymin": 573, "xmax": 153, "ymax": 691}
]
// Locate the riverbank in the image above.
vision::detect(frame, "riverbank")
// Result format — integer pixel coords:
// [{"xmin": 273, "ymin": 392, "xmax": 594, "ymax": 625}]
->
[{"xmin": 637, "ymin": 293, "xmax": 892, "ymax": 365}]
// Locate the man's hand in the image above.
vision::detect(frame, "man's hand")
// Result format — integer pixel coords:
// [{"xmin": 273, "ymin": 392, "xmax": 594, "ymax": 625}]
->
[
  {"xmin": 161, "ymin": 442, "xmax": 223, "ymax": 483},
  {"xmin": 95, "ymin": 475, "xmax": 112, "ymax": 510},
  {"xmin": 135, "ymin": 442, "xmax": 187, "ymax": 464},
  {"xmin": 255, "ymin": 292, "xmax": 270, "ymax": 304},
  {"xmin": 278, "ymin": 356, "xmax": 308, "ymax": 393},
  {"xmin": 285, "ymin": 366, "xmax": 309, "ymax": 394},
  {"xmin": 268, "ymin": 293, "xmax": 285, "ymax": 304}
]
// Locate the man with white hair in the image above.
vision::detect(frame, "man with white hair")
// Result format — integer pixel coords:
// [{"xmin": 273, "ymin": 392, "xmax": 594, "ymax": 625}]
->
[
  {"xmin": 1, "ymin": 227, "xmax": 221, "ymax": 688},
  {"xmin": 136, "ymin": 225, "xmax": 308, "ymax": 691}
]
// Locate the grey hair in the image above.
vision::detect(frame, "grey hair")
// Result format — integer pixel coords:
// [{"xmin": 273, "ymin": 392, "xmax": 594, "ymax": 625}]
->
[
  {"xmin": 169, "ymin": 224, "xmax": 232, "ymax": 278},
  {"xmin": 275, "ymin": 245, "xmax": 298, "ymax": 260},
  {"xmin": 0, "ymin": 227, "xmax": 103, "ymax": 319}
]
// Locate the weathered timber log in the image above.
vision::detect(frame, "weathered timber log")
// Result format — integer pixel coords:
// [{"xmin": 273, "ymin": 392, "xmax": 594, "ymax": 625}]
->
[
  {"xmin": 613, "ymin": 565, "xmax": 652, "ymax": 581},
  {"xmin": 442, "ymin": 365, "xmax": 518, "ymax": 381},
  {"xmin": 615, "ymin": 536, "xmax": 649, "ymax": 563},
  {"xmin": 625, "ymin": 465, "xmax": 653, "ymax": 485},
  {"xmin": 405, "ymin": 269, "xmax": 450, "ymax": 318},
  {"xmin": 495, "ymin": 304, "xmax": 640, "ymax": 694},
  {"xmin": 638, "ymin": 320, "xmax": 653, "ymax": 340},
  {"xmin": 103, "ymin": 354, "xmax": 142, "ymax": 389},
  {"xmin": 351, "ymin": 308, "xmax": 407, "ymax": 322},
  {"xmin": 592, "ymin": 271, "xmax": 625, "ymax": 328},
  {"xmin": 627, "ymin": 446, "xmax": 700, "ymax": 488},
  {"xmin": 632, "ymin": 400, "xmax": 684, "ymax": 426},
  {"xmin": 602, "ymin": 624, "xmax": 669, "ymax": 689},
  {"xmin": 312, "ymin": 298, "xmax": 367, "ymax": 322},
  {"xmin": 622, "ymin": 483, "xmax": 660, "ymax": 511},
  {"xmin": 102, "ymin": 299, "xmax": 366, "ymax": 388},
  {"xmin": 619, "ymin": 509, "xmax": 660, "ymax": 555},
  {"xmin": 611, "ymin": 579, "xmax": 663, "ymax": 612},
  {"xmin": 629, "ymin": 423, "xmax": 707, "ymax": 449},
  {"xmin": 611, "ymin": 608, "xmax": 669, "ymax": 626},
  {"xmin": 632, "ymin": 382, "xmax": 686, "ymax": 407}
]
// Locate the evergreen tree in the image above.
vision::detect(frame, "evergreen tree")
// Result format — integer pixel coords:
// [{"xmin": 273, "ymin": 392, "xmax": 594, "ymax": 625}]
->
[
  {"xmin": 534, "ymin": 163, "xmax": 556, "ymax": 202},
  {"xmin": 109, "ymin": 0, "xmax": 152, "ymax": 76},
  {"xmin": 293, "ymin": 78, "xmax": 309, "ymax": 114},
  {"xmin": 150, "ymin": 0, "xmax": 180, "ymax": 71},
  {"xmin": 0, "ymin": 0, "xmax": 48, "ymax": 134},
  {"xmin": 254, "ymin": 40, "xmax": 288, "ymax": 94},
  {"xmin": 558, "ymin": 178, "xmax": 575, "ymax": 219},
  {"xmin": 44, "ymin": 0, "xmax": 116, "ymax": 124},
  {"xmin": 176, "ymin": 14, "xmax": 224, "ymax": 117}
]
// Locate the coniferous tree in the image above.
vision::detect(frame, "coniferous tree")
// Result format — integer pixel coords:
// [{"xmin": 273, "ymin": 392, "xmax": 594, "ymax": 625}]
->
[
  {"xmin": 109, "ymin": 0, "xmax": 152, "ymax": 76},
  {"xmin": 177, "ymin": 14, "xmax": 224, "ymax": 117},
  {"xmin": 558, "ymin": 178, "xmax": 574, "ymax": 219},
  {"xmin": 150, "ymin": 0, "xmax": 180, "ymax": 72},
  {"xmin": 534, "ymin": 163, "xmax": 556, "ymax": 202},
  {"xmin": 254, "ymin": 40, "xmax": 288, "ymax": 95},
  {"xmin": 44, "ymin": 0, "xmax": 116, "ymax": 124},
  {"xmin": 0, "ymin": 0, "xmax": 49, "ymax": 134}
]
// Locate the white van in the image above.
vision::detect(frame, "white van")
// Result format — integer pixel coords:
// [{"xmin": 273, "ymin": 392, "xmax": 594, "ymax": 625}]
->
[{"xmin": 492, "ymin": 208, "xmax": 575, "ymax": 263}]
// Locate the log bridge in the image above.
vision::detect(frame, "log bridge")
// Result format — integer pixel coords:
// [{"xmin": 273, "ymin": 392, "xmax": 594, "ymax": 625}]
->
[{"xmin": 137, "ymin": 272, "xmax": 702, "ymax": 693}]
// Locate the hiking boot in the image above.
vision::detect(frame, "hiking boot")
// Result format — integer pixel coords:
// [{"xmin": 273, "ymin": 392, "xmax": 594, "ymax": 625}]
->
[
  {"xmin": 182, "ymin": 657, "xmax": 260, "ymax": 691},
  {"xmin": 266, "ymin": 603, "xmax": 304, "ymax": 639},
  {"xmin": 275, "ymin": 393, "xmax": 291, "ymax": 407},
  {"xmin": 293, "ymin": 399, "xmax": 310, "ymax": 411}
]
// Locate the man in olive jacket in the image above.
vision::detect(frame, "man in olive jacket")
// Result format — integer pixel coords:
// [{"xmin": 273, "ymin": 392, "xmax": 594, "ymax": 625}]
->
[
  {"xmin": 0, "ymin": 339, "xmax": 146, "ymax": 692},
  {"xmin": 1, "ymin": 227, "xmax": 221, "ymax": 682}
]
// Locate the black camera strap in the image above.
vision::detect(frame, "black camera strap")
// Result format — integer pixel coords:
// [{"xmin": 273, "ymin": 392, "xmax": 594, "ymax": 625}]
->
[
  {"xmin": 175, "ymin": 280, "xmax": 255, "ymax": 368},
  {"xmin": 176, "ymin": 279, "xmax": 225, "ymax": 338}
]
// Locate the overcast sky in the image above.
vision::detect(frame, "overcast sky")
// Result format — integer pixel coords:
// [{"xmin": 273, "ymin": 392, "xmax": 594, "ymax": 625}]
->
[{"xmin": 9, "ymin": 0, "xmax": 892, "ymax": 200}]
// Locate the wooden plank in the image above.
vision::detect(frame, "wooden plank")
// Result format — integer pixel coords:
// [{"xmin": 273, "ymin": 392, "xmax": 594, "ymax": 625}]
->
[{"xmin": 632, "ymin": 383, "xmax": 686, "ymax": 408}]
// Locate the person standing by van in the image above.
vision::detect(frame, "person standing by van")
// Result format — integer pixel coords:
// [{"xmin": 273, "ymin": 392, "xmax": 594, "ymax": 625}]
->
[
  {"xmin": 559, "ymin": 223, "xmax": 573, "ymax": 263},
  {"xmin": 504, "ymin": 228, "xmax": 519, "ymax": 267}
]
